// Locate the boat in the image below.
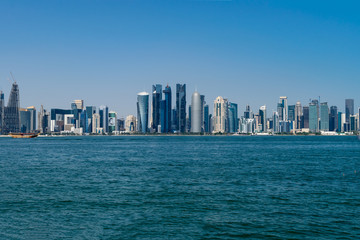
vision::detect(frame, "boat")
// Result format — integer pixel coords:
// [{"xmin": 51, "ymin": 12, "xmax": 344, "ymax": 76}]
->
[{"xmin": 9, "ymin": 133, "xmax": 39, "ymax": 138}]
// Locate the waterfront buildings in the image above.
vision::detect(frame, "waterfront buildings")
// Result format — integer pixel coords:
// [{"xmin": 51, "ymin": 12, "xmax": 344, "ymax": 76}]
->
[
  {"xmin": 4, "ymin": 82, "xmax": 20, "ymax": 133},
  {"xmin": 345, "ymin": 99, "xmax": 354, "ymax": 123},
  {"xmin": 162, "ymin": 85, "xmax": 172, "ymax": 133},
  {"xmin": 99, "ymin": 105, "xmax": 109, "ymax": 133},
  {"xmin": 309, "ymin": 100, "xmax": 319, "ymax": 132},
  {"xmin": 125, "ymin": 115, "xmax": 136, "ymax": 133},
  {"xmin": 191, "ymin": 91, "xmax": 201, "ymax": 133},
  {"xmin": 213, "ymin": 96, "xmax": 228, "ymax": 133},
  {"xmin": 329, "ymin": 106, "xmax": 338, "ymax": 131},
  {"xmin": 259, "ymin": 105, "xmax": 266, "ymax": 132},
  {"xmin": 152, "ymin": 84, "xmax": 162, "ymax": 132},
  {"xmin": 137, "ymin": 92, "xmax": 149, "ymax": 133},
  {"xmin": 108, "ymin": 111, "xmax": 117, "ymax": 133},
  {"xmin": 0, "ymin": 91, "xmax": 4, "ymax": 134},
  {"xmin": 320, "ymin": 102, "xmax": 329, "ymax": 131},
  {"xmin": 176, "ymin": 84, "xmax": 186, "ymax": 133},
  {"xmin": 92, "ymin": 113, "xmax": 101, "ymax": 133}
]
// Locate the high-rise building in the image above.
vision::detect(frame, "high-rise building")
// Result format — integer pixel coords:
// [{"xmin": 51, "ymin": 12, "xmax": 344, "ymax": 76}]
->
[
  {"xmin": 320, "ymin": 102, "xmax": 329, "ymax": 131},
  {"xmin": 152, "ymin": 84, "xmax": 162, "ymax": 131},
  {"xmin": 191, "ymin": 91, "xmax": 201, "ymax": 133},
  {"xmin": 176, "ymin": 84, "xmax": 186, "ymax": 133},
  {"xmin": 204, "ymin": 104, "xmax": 209, "ymax": 133},
  {"xmin": 294, "ymin": 101, "xmax": 302, "ymax": 130},
  {"xmin": 302, "ymin": 106, "xmax": 309, "ymax": 129},
  {"xmin": 117, "ymin": 118, "xmax": 125, "ymax": 131},
  {"xmin": 0, "ymin": 91, "xmax": 4, "ymax": 134},
  {"xmin": 4, "ymin": 82, "xmax": 20, "ymax": 133},
  {"xmin": 228, "ymin": 103, "xmax": 238, "ymax": 133},
  {"xmin": 279, "ymin": 96, "xmax": 288, "ymax": 121},
  {"xmin": 108, "ymin": 111, "xmax": 117, "ymax": 133},
  {"xmin": 99, "ymin": 105, "xmax": 109, "ymax": 133},
  {"xmin": 92, "ymin": 113, "xmax": 101, "ymax": 133},
  {"xmin": 137, "ymin": 92, "xmax": 149, "ymax": 133},
  {"xmin": 163, "ymin": 85, "xmax": 172, "ymax": 133},
  {"xmin": 273, "ymin": 112, "xmax": 279, "ymax": 133},
  {"xmin": 125, "ymin": 115, "xmax": 136, "ymax": 132},
  {"xmin": 213, "ymin": 96, "xmax": 228, "ymax": 133},
  {"xmin": 200, "ymin": 95, "xmax": 205, "ymax": 132},
  {"xmin": 187, "ymin": 105, "xmax": 191, "ymax": 132},
  {"xmin": 329, "ymin": 106, "xmax": 338, "ymax": 131},
  {"xmin": 86, "ymin": 106, "xmax": 96, "ymax": 133},
  {"xmin": 309, "ymin": 100, "xmax": 319, "ymax": 132},
  {"xmin": 80, "ymin": 110, "xmax": 88, "ymax": 133},
  {"xmin": 259, "ymin": 105, "xmax": 267, "ymax": 132},
  {"xmin": 345, "ymin": 99, "xmax": 354, "ymax": 123},
  {"xmin": 20, "ymin": 108, "xmax": 31, "ymax": 133},
  {"xmin": 72, "ymin": 100, "xmax": 84, "ymax": 110},
  {"xmin": 244, "ymin": 105, "xmax": 251, "ymax": 119}
]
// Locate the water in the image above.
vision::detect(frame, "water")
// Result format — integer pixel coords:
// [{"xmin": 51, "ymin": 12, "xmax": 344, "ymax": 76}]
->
[{"xmin": 0, "ymin": 136, "xmax": 359, "ymax": 239}]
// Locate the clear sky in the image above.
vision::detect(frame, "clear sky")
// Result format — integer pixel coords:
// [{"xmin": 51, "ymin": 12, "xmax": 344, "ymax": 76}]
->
[{"xmin": 0, "ymin": 0, "xmax": 359, "ymax": 118}]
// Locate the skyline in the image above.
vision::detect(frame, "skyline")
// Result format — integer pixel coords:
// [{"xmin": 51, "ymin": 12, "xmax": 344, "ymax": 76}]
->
[{"xmin": 1, "ymin": 1, "xmax": 360, "ymax": 116}]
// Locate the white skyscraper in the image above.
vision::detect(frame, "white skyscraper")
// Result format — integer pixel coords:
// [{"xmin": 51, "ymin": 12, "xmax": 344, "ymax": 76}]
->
[
  {"xmin": 191, "ymin": 91, "xmax": 201, "ymax": 133},
  {"xmin": 213, "ymin": 96, "xmax": 228, "ymax": 133}
]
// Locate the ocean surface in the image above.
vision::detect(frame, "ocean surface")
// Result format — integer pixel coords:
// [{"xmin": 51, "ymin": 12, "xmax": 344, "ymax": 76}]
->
[{"xmin": 0, "ymin": 136, "xmax": 359, "ymax": 239}]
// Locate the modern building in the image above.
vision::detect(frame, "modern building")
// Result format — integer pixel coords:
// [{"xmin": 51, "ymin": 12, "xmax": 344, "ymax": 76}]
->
[
  {"xmin": 117, "ymin": 118, "xmax": 125, "ymax": 132},
  {"xmin": 191, "ymin": 91, "xmax": 201, "ymax": 133},
  {"xmin": 176, "ymin": 84, "xmax": 186, "ymax": 133},
  {"xmin": 279, "ymin": 96, "xmax": 288, "ymax": 121},
  {"xmin": 213, "ymin": 96, "xmax": 228, "ymax": 133},
  {"xmin": 345, "ymin": 99, "xmax": 354, "ymax": 123},
  {"xmin": 4, "ymin": 82, "xmax": 20, "ymax": 133},
  {"xmin": 50, "ymin": 108, "xmax": 72, "ymax": 132},
  {"xmin": 320, "ymin": 102, "xmax": 329, "ymax": 131},
  {"xmin": 204, "ymin": 104, "xmax": 209, "ymax": 133},
  {"xmin": 228, "ymin": 103, "xmax": 238, "ymax": 133},
  {"xmin": 309, "ymin": 100, "xmax": 319, "ymax": 132},
  {"xmin": 294, "ymin": 101, "xmax": 302, "ymax": 130},
  {"xmin": 86, "ymin": 106, "xmax": 96, "ymax": 132},
  {"xmin": 200, "ymin": 95, "xmax": 205, "ymax": 132},
  {"xmin": 108, "ymin": 111, "xmax": 117, "ymax": 133},
  {"xmin": 125, "ymin": 115, "xmax": 136, "ymax": 132},
  {"xmin": 38, "ymin": 105, "xmax": 49, "ymax": 134},
  {"xmin": 72, "ymin": 100, "xmax": 84, "ymax": 110},
  {"xmin": 162, "ymin": 85, "xmax": 172, "ymax": 133},
  {"xmin": 99, "ymin": 105, "xmax": 109, "ymax": 133},
  {"xmin": 0, "ymin": 91, "xmax": 4, "ymax": 134},
  {"xmin": 137, "ymin": 92, "xmax": 149, "ymax": 133},
  {"xmin": 152, "ymin": 84, "xmax": 162, "ymax": 131},
  {"xmin": 259, "ymin": 105, "xmax": 266, "ymax": 132},
  {"xmin": 244, "ymin": 105, "xmax": 251, "ymax": 119},
  {"xmin": 302, "ymin": 106, "xmax": 309, "ymax": 129},
  {"xmin": 329, "ymin": 106, "xmax": 338, "ymax": 131},
  {"xmin": 92, "ymin": 113, "xmax": 101, "ymax": 134},
  {"xmin": 20, "ymin": 108, "xmax": 31, "ymax": 133},
  {"xmin": 273, "ymin": 112, "xmax": 279, "ymax": 133}
]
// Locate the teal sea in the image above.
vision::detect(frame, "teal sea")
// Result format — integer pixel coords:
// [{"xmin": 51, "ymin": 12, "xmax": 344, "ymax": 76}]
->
[{"xmin": 0, "ymin": 136, "xmax": 359, "ymax": 239}]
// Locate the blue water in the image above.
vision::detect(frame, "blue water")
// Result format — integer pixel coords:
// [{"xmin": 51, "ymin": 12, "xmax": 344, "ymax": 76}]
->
[{"xmin": 0, "ymin": 136, "xmax": 359, "ymax": 239}]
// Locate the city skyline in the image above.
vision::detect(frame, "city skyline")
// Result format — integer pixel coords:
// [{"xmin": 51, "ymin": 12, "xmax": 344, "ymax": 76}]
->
[{"xmin": 1, "ymin": 1, "xmax": 360, "ymax": 116}]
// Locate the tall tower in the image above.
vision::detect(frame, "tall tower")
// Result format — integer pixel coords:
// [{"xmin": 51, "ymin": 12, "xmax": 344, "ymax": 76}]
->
[
  {"xmin": 176, "ymin": 84, "xmax": 186, "ymax": 133},
  {"xmin": 279, "ymin": 96, "xmax": 288, "ymax": 121},
  {"xmin": 345, "ymin": 99, "xmax": 354, "ymax": 123},
  {"xmin": 163, "ymin": 85, "xmax": 172, "ymax": 133},
  {"xmin": 213, "ymin": 96, "xmax": 228, "ymax": 133},
  {"xmin": 0, "ymin": 91, "xmax": 4, "ymax": 134},
  {"xmin": 191, "ymin": 91, "xmax": 201, "ymax": 133},
  {"xmin": 259, "ymin": 105, "xmax": 267, "ymax": 132},
  {"xmin": 152, "ymin": 84, "xmax": 162, "ymax": 131},
  {"xmin": 137, "ymin": 92, "xmax": 149, "ymax": 133},
  {"xmin": 4, "ymin": 82, "xmax": 20, "ymax": 133},
  {"xmin": 294, "ymin": 101, "xmax": 302, "ymax": 130}
]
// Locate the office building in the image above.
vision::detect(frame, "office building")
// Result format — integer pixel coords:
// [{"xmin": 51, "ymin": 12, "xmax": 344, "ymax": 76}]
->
[
  {"xmin": 294, "ymin": 101, "xmax": 302, "ymax": 130},
  {"xmin": 0, "ymin": 91, "xmax": 4, "ymax": 134},
  {"xmin": 4, "ymin": 82, "xmax": 20, "ymax": 133},
  {"xmin": 329, "ymin": 106, "xmax": 338, "ymax": 131},
  {"xmin": 204, "ymin": 104, "xmax": 209, "ymax": 133},
  {"xmin": 20, "ymin": 108, "xmax": 31, "ymax": 133},
  {"xmin": 244, "ymin": 105, "xmax": 251, "ymax": 119},
  {"xmin": 137, "ymin": 92, "xmax": 149, "ymax": 133},
  {"xmin": 345, "ymin": 99, "xmax": 354, "ymax": 123},
  {"xmin": 228, "ymin": 103, "xmax": 238, "ymax": 133},
  {"xmin": 200, "ymin": 95, "xmax": 205, "ymax": 132},
  {"xmin": 125, "ymin": 115, "xmax": 136, "ymax": 132},
  {"xmin": 320, "ymin": 102, "xmax": 329, "ymax": 131},
  {"xmin": 213, "ymin": 96, "xmax": 228, "ymax": 133},
  {"xmin": 99, "ymin": 105, "xmax": 109, "ymax": 133},
  {"xmin": 92, "ymin": 113, "xmax": 101, "ymax": 133},
  {"xmin": 152, "ymin": 84, "xmax": 162, "ymax": 131},
  {"xmin": 108, "ymin": 111, "xmax": 117, "ymax": 133},
  {"xmin": 86, "ymin": 106, "xmax": 96, "ymax": 132},
  {"xmin": 163, "ymin": 85, "xmax": 172, "ymax": 133},
  {"xmin": 191, "ymin": 91, "xmax": 201, "ymax": 133},
  {"xmin": 279, "ymin": 96, "xmax": 288, "ymax": 121},
  {"xmin": 259, "ymin": 105, "xmax": 266, "ymax": 132},
  {"xmin": 309, "ymin": 100, "xmax": 319, "ymax": 132},
  {"xmin": 72, "ymin": 100, "xmax": 84, "ymax": 110},
  {"xmin": 176, "ymin": 84, "xmax": 186, "ymax": 133}
]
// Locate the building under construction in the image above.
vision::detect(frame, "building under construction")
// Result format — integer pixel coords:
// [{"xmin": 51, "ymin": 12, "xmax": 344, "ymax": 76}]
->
[{"xmin": 1, "ymin": 82, "xmax": 21, "ymax": 134}]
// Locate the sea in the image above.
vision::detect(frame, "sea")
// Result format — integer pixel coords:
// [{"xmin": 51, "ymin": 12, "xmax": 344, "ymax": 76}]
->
[{"xmin": 0, "ymin": 136, "xmax": 359, "ymax": 239}]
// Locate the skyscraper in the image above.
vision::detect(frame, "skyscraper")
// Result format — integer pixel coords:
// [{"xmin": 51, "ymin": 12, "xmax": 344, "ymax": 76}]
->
[
  {"xmin": 228, "ymin": 103, "xmax": 238, "ymax": 133},
  {"xmin": 309, "ymin": 100, "xmax": 319, "ymax": 132},
  {"xmin": 0, "ymin": 91, "xmax": 4, "ymax": 134},
  {"xmin": 163, "ymin": 85, "xmax": 172, "ymax": 133},
  {"xmin": 244, "ymin": 105, "xmax": 251, "ymax": 119},
  {"xmin": 92, "ymin": 113, "xmax": 101, "ymax": 133},
  {"xmin": 108, "ymin": 111, "xmax": 117, "ymax": 133},
  {"xmin": 137, "ymin": 92, "xmax": 149, "ymax": 133},
  {"xmin": 191, "ymin": 91, "xmax": 201, "ymax": 133},
  {"xmin": 72, "ymin": 100, "xmax": 84, "ymax": 110},
  {"xmin": 259, "ymin": 105, "xmax": 267, "ymax": 132},
  {"xmin": 279, "ymin": 96, "xmax": 288, "ymax": 121},
  {"xmin": 204, "ymin": 104, "xmax": 209, "ymax": 133},
  {"xmin": 294, "ymin": 101, "xmax": 302, "ymax": 130},
  {"xmin": 86, "ymin": 106, "xmax": 96, "ymax": 133},
  {"xmin": 320, "ymin": 102, "xmax": 329, "ymax": 131},
  {"xmin": 4, "ymin": 82, "xmax": 20, "ymax": 133},
  {"xmin": 200, "ymin": 95, "xmax": 205, "ymax": 132},
  {"xmin": 152, "ymin": 84, "xmax": 162, "ymax": 131},
  {"xmin": 125, "ymin": 115, "xmax": 136, "ymax": 132},
  {"xmin": 213, "ymin": 96, "xmax": 228, "ymax": 133},
  {"xmin": 345, "ymin": 99, "xmax": 354, "ymax": 123},
  {"xmin": 302, "ymin": 106, "xmax": 309, "ymax": 129},
  {"xmin": 329, "ymin": 106, "xmax": 338, "ymax": 131},
  {"xmin": 176, "ymin": 84, "xmax": 186, "ymax": 133},
  {"xmin": 99, "ymin": 105, "xmax": 109, "ymax": 133}
]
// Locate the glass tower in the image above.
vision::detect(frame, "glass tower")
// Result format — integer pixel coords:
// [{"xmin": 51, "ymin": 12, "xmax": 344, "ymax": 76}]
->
[
  {"xmin": 163, "ymin": 85, "xmax": 172, "ymax": 133},
  {"xmin": 176, "ymin": 84, "xmax": 186, "ymax": 133},
  {"xmin": 137, "ymin": 92, "xmax": 149, "ymax": 133},
  {"xmin": 309, "ymin": 100, "xmax": 319, "ymax": 132},
  {"xmin": 320, "ymin": 102, "xmax": 329, "ymax": 131},
  {"xmin": 152, "ymin": 84, "xmax": 162, "ymax": 131},
  {"xmin": 345, "ymin": 99, "xmax": 354, "ymax": 123}
]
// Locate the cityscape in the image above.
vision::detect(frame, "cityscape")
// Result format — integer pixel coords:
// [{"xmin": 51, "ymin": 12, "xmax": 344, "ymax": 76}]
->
[{"xmin": 0, "ymin": 81, "xmax": 358, "ymax": 135}]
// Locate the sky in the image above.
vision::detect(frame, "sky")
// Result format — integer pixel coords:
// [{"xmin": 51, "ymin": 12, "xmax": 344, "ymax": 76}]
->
[{"xmin": 0, "ymin": 0, "xmax": 359, "ymax": 118}]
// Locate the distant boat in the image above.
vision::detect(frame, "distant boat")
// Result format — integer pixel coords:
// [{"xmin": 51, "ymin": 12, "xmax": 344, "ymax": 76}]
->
[{"xmin": 9, "ymin": 133, "xmax": 39, "ymax": 138}]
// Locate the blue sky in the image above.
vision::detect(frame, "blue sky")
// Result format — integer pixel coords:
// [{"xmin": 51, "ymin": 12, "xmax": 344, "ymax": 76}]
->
[{"xmin": 0, "ymin": 0, "xmax": 359, "ymax": 117}]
